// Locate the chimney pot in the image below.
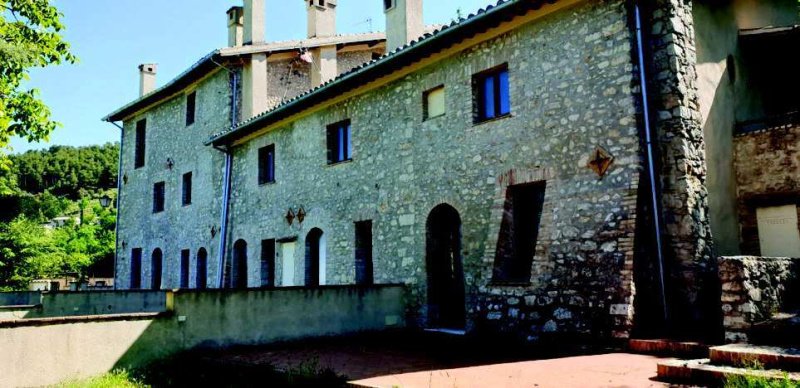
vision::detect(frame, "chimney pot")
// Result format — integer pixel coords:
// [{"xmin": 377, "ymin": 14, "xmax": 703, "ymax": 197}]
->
[
  {"xmin": 305, "ymin": 0, "xmax": 337, "ymax": 38},
  {"xmin": 138, "ymin": 63, "xmax": 157, "ymax": 97},
  {"xmin": 227, "ymin": 6, "xmax": 244, "ymax": 47}
]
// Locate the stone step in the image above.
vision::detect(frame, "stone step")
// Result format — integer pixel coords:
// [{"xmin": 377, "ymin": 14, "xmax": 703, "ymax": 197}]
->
[
  {"xmin": 711, "ymin": 344, "xmax": 800, "ymax": 371},
  {"xmin": 657, "ymin": 358, "xmax": 800, "ymax": 386},
  {"xmin": 628, "ymin": 339, "xmax": 709, "ymax": 358}
]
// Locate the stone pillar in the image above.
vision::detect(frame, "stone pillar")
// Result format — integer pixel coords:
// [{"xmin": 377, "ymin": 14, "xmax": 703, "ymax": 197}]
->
[
  {"xmin": 647, "ymin": 0, "xmax": 716, "ymax": 336},
  {"xmin": 242, "ymin": 53, "xmax": 268, "ymax": 120},
  {"xmin": 311, "ymin": 45, "xmax": 337, "ymax": 87},
  {"xmin": 244, "ymin": 0, "xmax": 265, "ymax": 45}
]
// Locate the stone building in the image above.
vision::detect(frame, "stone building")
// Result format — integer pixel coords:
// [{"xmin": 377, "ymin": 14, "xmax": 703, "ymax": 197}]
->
[{"xmin": 104, "ymin": 0, "xmax": 800, "ymax": 341}]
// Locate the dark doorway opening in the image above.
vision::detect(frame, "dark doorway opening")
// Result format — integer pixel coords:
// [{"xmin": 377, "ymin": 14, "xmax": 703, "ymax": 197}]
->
[
  {"xmin": 305, "ymin": 228, "xmax": 324, "ymax": 286},
  {"xmin": 231, "ymin": 239, "xmax": 248, "ymax": 289},
  {"xmin": 130, "ymin": 248, "xmax": 142, "ymax": 289},
  {"xmin": 355, "ymin": 220, "xmax": 374, "ymax": 285},
  {"xmin": 261, "ymin": 239, "xmax": 276, "ymax": 287},
  {"xmin": 426, "ymin": 204, "xmax": 466, "ymax": 330},
  {"xmin": 151, "ymin": 248, "xmax": 163, "ymax": 290},
  {"xmin": 196, "ymin": 248, "xmax": 208, "ymax": 289}
]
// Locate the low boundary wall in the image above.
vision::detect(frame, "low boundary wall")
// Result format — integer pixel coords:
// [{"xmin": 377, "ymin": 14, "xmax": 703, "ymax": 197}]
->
[
  {"xmin": 718, "ymin": 256, "xmax": 799, "ymax": 343},
  {"xmin": 0, "ymin": 285, "xmax": 405, "ymax": 387},
  {"xmin": 0, "ymin": 292, "xmax": 41, "ymax": 307}
]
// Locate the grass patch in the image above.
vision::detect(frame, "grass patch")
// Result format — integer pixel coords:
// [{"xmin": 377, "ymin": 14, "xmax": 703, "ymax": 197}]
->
[
  {"xmin": 725, "ymin": 372, "xmax": 799, "ymax": 388},
  {"xmin": 55, "ymin": 370, "xmax": 148, "ymax": 388}
]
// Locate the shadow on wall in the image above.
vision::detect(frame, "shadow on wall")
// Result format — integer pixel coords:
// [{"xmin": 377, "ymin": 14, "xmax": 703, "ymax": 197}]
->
[{"xmin": 0, "ymin": 285, "xmax": 405, "ymax": 387}]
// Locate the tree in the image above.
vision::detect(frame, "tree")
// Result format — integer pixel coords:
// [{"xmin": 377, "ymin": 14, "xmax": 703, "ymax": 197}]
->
[{"xmin": 0, "ymin": 0, "xmax": 76, "ymax": 153}]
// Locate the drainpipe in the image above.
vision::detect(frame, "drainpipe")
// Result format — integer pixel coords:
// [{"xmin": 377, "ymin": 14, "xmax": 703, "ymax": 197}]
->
[
  {"xmin": 216, "ymin": 69, "xmax": 239, "ymax": 289},
  {"xmin": 634, "ymin": 3, "xmax": 669, "ymax": 324},
  {"xmin": 110, "ymin": 121, "xmax": 125, "ymax": 290}
]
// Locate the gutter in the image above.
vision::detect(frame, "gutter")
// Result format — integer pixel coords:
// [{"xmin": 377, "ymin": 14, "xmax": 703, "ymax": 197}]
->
[
  {"xmin": 634, "ymin": 3, "xmax": 669, "ymax": 323},
  {"xmin": 215, "ymin": 69, "xmax": 240, "ymax": 289}
]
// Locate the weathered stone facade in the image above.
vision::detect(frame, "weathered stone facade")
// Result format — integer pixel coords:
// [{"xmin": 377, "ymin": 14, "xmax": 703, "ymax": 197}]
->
[
  {"xmin": 734, "ymin": 122, "xmax": 800, "ymax": 255},
  {"xmin": 109, "ymin": 0, "xmax": 731, "ymax": 342},
  {"xmin": 718, "ymin": 256, "xmax": 800, "ymax": 343}
]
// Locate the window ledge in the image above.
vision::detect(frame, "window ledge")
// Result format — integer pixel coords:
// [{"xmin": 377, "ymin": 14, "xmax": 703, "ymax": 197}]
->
[
  {"xmin": 259, "ymin": 181, "xmax": 277, "ymax": 187},
  {"xmin": 326, "ymin": 159, "xmax": 353, "ymax": 167},
  {"xmin": 473, "ymin": 113, "xmax": 514, "ymax": 127},
  {"xmin": 423, "ymin": 113, "xmax": 446, "ymax": 122}
]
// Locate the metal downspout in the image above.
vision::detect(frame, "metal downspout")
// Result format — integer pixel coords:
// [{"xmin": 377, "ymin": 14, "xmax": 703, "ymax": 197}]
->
[
  {"xmin": 217, "ymin": 69, "xmax": 239, "ymax": 289},
  {"xmin": 634, "ymin": 3, "xmax": 669, "ymax": 323},
  {"xmin": 110, "ymin": 121, "xmax": 125, "ymax": 290}
]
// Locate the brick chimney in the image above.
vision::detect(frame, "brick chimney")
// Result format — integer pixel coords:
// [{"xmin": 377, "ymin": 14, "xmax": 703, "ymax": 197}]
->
[
  {"xmin": 244, "ymin": 0, "xmax": 265, "ymax": 45},
  {"xmin": 138, "ymin": 63, "xmax": 157, "ymax": 97},
  {"xmin": 384, "ymin": 0, "xmax": 423, "ymax": 52},
  {"xmin": 241, "ymin": 0, "xmax": 268, "ymax": 119},
  {"xmin": 227, "ymin": 6, "xmax": 244, "ymax": 47},
  {"xmin": 305, "ymin": 0, "xmax": 338, "ymax": 87}
]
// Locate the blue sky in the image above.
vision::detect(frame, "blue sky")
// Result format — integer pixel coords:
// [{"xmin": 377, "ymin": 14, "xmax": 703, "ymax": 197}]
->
[{"xmin": 10, "ymin": 0, "xmax": 497, "ymax": 154}]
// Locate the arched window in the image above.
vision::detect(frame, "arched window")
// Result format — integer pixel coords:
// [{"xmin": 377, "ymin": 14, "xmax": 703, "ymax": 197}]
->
[
  {"xmin": 305, "ymin": 228, "xmax": 326, "ymax": 286},
  {"xmin": 196, "ymin": 248, "xmax": 208, "ymax": 290},
  {"xmin": 230, "ymin": 240, "xmax": 248, "ymax": 289},
  {"xmin": 151, "ymin": 248, "xmax": 163, "ymax": 290}
]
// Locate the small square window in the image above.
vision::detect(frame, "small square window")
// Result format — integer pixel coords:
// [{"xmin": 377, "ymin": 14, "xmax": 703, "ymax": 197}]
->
[
  {"xmin": 423, "ymin": 86, "xmax": 446, "ymax": 120},
  {"xmin": 326, "ymin": 120, "xmax": 352, "ymax": 164},
  {"xmin": 473, "ymin": 64, "xmax": 511, "ymax": 123},
  {"xmin": 182, "ymin": 172, "xmax": 192, "ymax": 206},
  {"xmin": 258, "ymin": 144, "xmax": 276, "ymax": 184},
  {"xmin": 153, "ymin": 181, "xmax": 165, "ymax": 213},
  {"xmin": 186, "ymin": 91, "xmax": 196, "ymax": 126}
]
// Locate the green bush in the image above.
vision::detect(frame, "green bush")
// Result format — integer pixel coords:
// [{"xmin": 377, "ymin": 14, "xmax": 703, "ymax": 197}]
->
[
  {"xmin": 55, "ymin": 370, "xmax": 148, "ymax": 388},
  {"xmin": 725, "ymin": 373, "xmax": 800, "ymax": 388}
]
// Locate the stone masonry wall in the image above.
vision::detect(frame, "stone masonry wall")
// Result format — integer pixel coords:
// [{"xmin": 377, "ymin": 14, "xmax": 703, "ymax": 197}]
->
[
  {"xmin": 734, "ymin": 122, "xmax": 800, "ymax": 255},
  {"xmin": 718, "ymin": 256, "xmax": 800, "ymax": 343},
  {"xmin": 647, "ymin": 0, "xmax": 716, "ymax": 335},
  {"xmin": 116, "ymin": 70, "xmax": 231, "ymax": 290},
  {"xmin": 226, "ymin": 0, "xmax": 644, "ymax": 340}
]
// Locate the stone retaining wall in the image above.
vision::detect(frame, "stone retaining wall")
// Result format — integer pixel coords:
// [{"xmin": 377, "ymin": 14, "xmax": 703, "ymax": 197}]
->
[{"xmin": 718, "ymin": 256, "xmax": 799, "ymax": 343}]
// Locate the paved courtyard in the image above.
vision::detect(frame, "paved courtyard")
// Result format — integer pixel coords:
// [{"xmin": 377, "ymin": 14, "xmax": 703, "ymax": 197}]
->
[{"xmin": 210, "ymin": 333, "xmax": 671, "ymax": 387}]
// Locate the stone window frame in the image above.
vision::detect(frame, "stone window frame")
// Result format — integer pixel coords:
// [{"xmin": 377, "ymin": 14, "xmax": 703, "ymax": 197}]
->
[{"xmin": 483, "ymin": 167, "xmax": 555, "ymax": 288}]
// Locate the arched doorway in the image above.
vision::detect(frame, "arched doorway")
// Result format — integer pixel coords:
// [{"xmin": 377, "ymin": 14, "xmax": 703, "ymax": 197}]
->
[
  {"xmin": 232, "ymin": 239, "xmax": 248, "ymax": 289},
  {"xmin": 151, "ymin": 248, "xmax": 163, "ymax": 290},
  {"xmin": 426, "ymin": 204, "xmax": 466, "ymax": 330},
  {"xmin": 305, "ymin": 228, "xmax": 326, "ymax": 286},
  {"xmin": 196, "ymin": 248, "xmax": 208, "ymax": 289}
]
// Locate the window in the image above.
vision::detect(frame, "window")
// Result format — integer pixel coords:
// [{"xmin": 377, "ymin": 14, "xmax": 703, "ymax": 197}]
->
[
  {"xmin": 186, "ymin": 91, "xmax": 196, "ymax": 126},
  {"xmin": 258, "ymin": 144, "xmax": 276, "ymax": 184},
  {"xmin": 492, "ymin": 182, "xmax": 546, "ymax": 283},
  {"xmin": 153, "ymin": 181, "xmax": 165, "ymax": 213},
  {"xmin": 326, "ymin": 120, "xmax": 352, "ymax": 164},
  {"xmin": 383, "ymin": 0, "xmax": 394, "ymax": 11},
  {"xmin": 151, "ymin": 248, "xmax": 163, "ymax": 290},
  {"xmin": 424, "ymin": 86, "xmax": 446, "ymax": 120},
  {"xmin": 182, "ymin": 172, "xmax": 192, "ymax": 206},
  {"xmin": 261, "ymin": 239, "xmax": 276, "ymax": 287},
  {"xmin": 474, "ymin": 64, "xmax": 511, "ymax": 123},
  {"xmin": 355, "ymin": 220, "xmax": 374, "ymax": 285},
  {"xmin": 180, "ymin": 249, "xmax": 190, "ymax": 288},
  {"xmin": 134, "ymin": 119, "xmax": 146, "ymax": 168},
  {"xmin": 229, "ymin": 239, "xmax": 248, "ymax": 289},
  {"xmin": 130, "ymin": 248, "xmax": 143, "ymax": 289}
]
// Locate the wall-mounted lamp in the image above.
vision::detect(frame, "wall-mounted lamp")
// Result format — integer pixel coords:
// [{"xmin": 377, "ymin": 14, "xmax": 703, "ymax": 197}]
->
[
  {"xmin": 297, "ymin": 206, "xmax": 306, "ymax": 224},
  {"xmin": 166, "ymin": 158, "xmax": 175, "ymax": 170},
  {"xmin": 286, "ymin": 208, "xmax": 296, "ymax": 225}
]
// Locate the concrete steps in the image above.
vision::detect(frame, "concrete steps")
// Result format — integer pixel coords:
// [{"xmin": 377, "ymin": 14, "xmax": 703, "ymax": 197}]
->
[
  {"xmin": 628, "ymin": 339, "xmax": 709, "ymax": 358},
  {"xmin": 657, "ymin": 344, "xmax": 800, "ymax": 385}
]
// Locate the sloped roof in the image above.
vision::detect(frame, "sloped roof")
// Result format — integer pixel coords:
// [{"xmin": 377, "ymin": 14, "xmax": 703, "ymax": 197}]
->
[
  {"xmin": 208, "ymin": 0, "xmax": 563, "ymax": 147},
  {"xmin": 103, "ymin": 32, "xmax": 387, "ymax": 122}
]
